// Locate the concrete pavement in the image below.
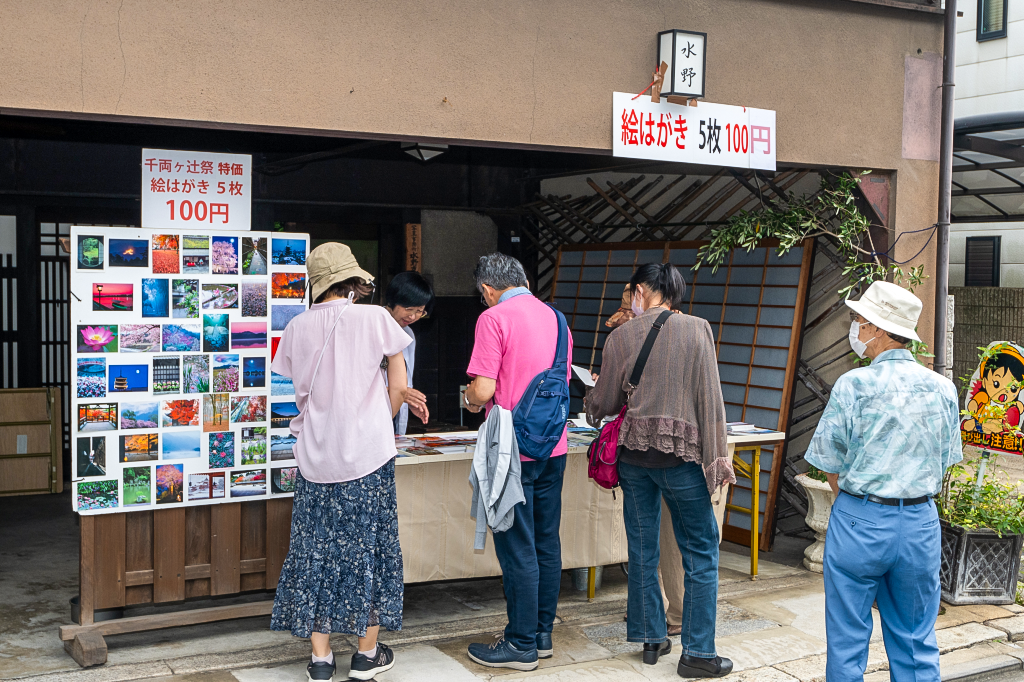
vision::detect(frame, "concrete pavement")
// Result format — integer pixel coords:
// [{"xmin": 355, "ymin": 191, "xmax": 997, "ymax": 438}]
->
[{"xmin": 6, "ymin": 493, "xmax": 1024, "ymax": 682}]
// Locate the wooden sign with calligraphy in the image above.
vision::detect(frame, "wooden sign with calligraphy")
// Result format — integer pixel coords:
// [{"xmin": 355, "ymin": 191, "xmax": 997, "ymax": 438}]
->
[{"xmin": 405, "ymin": 223, "xmax": 422, "ymax": 272}]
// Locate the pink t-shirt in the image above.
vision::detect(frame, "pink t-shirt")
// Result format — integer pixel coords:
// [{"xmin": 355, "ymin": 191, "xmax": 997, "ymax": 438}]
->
[
  {"xmin": 271, "ymin": 299, "xmax": 411, "ymax": 483},
  {"xmin": 466, "ymin": 294, "xmax": 572, "ymax": 460}
]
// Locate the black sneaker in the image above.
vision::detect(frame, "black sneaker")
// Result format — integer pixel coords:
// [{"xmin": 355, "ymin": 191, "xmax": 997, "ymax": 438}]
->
[
  {"xmin": 349, "ymin": 642, "xmax": 395, "ymax": 681},
  {"xmin": 306, "ymin": 657, "xmax": 336, "ymax": 682}
]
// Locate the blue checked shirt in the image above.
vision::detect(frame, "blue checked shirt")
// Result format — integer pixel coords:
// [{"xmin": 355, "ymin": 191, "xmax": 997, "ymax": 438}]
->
[{"xmin": 804, "ymin": 349, "xmax": 963, "ymax": 499}]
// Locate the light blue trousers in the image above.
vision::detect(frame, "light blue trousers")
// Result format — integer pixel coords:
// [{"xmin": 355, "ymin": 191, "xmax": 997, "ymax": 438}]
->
[{"xmin": 823, "ymin": 492, "xmax": 941, "ymax": 682}]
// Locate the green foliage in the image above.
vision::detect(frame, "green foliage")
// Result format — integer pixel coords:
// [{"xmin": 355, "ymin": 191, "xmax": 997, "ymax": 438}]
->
[
  {"xmin": 805, "ymin": 465, "xmax": 828, "ymax": 483},
  {"xmin": 937, "ymin": 454, "xmax": 1024, "ymax": 536},
  {"xmin": 693, "ymin": 171, "xmax": 933, "ymax": 364}
]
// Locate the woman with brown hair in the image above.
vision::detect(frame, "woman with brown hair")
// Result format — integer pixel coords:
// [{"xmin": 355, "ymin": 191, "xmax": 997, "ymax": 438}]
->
[
  {"xmin": 587, "ymin": 263, "xmax": 734, "ymax": 679},
  {"xmin": 270, "ymin": 243, "xmax": 426, "ymax": 682}
]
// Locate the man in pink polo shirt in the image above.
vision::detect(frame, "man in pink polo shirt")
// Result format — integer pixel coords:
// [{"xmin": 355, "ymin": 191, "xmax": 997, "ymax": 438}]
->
[{"xmin": 463, "ymin": 253, "xmax": 572, "ymax": 671}]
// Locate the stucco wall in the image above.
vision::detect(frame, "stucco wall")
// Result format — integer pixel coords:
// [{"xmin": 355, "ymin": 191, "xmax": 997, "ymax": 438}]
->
[{"xmin": 0, "ymin": 0, "xmax": 945, "ymax": 345}]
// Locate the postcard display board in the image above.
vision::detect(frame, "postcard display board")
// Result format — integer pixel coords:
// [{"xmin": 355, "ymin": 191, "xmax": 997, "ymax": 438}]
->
[{"xmin": 70, "ymin": 226, "xmax": 309, "ymax": 515}]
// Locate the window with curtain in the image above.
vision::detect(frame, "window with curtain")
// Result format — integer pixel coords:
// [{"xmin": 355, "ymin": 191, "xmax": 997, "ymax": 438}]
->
[{"xmin": 977, "ymin": 0, "xmax": 1007, "ymax": 41}]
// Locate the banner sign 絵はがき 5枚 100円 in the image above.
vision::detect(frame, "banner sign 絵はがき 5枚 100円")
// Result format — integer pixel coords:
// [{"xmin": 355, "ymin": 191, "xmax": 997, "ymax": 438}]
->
[{"xmin": 70, "ymin": 226, "xmax": 308, "ymax": 514}]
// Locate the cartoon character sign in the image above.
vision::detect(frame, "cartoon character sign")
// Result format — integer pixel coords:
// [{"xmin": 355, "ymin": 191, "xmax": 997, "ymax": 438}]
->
[{"xmin": 961, "ymin": 341, "xmax": 1024, "ymax": 455}]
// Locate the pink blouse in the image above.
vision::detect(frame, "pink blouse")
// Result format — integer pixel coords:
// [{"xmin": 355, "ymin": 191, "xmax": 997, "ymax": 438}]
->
[{"xmin": 271, "ymin": 299, "xmax": 412, "ymax": 483}]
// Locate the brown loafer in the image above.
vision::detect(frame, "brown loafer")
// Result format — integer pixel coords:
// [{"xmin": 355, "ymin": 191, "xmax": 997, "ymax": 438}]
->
[{"xmin": 667, "ymin": 624, "xmax": 682, "ymax": 637}]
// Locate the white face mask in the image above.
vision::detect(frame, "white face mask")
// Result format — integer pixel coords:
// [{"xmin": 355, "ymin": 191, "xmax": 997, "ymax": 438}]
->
[
  {"xmin": 630, "ymin": 287, "xmax": 645, "ymax": 317},
  {"xmin": 849, "ymin": 320, "xmax": 873, "ymax": 358}
]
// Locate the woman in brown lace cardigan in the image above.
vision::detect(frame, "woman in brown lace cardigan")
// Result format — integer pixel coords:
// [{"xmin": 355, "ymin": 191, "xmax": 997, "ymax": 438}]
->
[{"xmin": 586, "ymin": 263, "xmax": 734, "ymax": 678}]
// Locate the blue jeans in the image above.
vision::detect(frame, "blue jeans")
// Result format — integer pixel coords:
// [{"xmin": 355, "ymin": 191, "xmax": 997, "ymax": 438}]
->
[
  {"xmin": 618, "ymin": 460, "xmax": 718, "ymax": 657},
  {"xmin": 824, "ymin": 492, "xmax": 941, "ymax": 682},
  {"xmin": 492, "ymin": 454, "xmax": 567, "ymax": 652}
]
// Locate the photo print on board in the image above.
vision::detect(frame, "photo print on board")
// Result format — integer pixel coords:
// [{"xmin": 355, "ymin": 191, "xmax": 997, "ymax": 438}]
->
[
  {"xmin": 230, "ymin": 322, "xmax": 267, "ymax": 350},
  {"xmin": 108, "ymin": 364, "xmax": 149, "ymax": 393},
  {"xmin": 212, "ymin": 354, "xmax": 239, "ymax": 392},
  {"xmin": 241, "ymin": 426, "xmax": 267, "ymax": 465},
  {"xmin": 203, "ymin": 393, "xmax": 230, "ymax": 432},
  {"xmin": 231, "ymin": 395, "xmax": 266, "ymax": 424},
  {"xmin": 182, "ymin": 235, "xmax": 210, "ymax": 274},
  {"xmin": 77, "ymin": 403, "xmax": 118, "ymax": 432},
  {"xmin": 156, "ymin": 464, "xmax": 184, "ymax": 504},
  {"xmin": 151, "ymin": 235, "xmax": 180, "ymax": 274},
  {"xmin": 141, "ymin": 278, "xmax": 170, "ymax": 318},
  {"xmin": 77, "ymin": 480, "xmax": 118, "ymax": 511},
  {"xmin": 241, "ymin": 281, "xmax": 267, "ymax": 317},
  {"xmin": 78, "ymin": 325, "xmax": 118, "ymax": 353},
  {"xmin": 271, "ymin": 466, "xmax": 299, "ymax": 494},
  {"xmin": 271, "ymin": 273, "xmax": 306, "ymax": 299},
  {"xmin": 120, "ymin": 324, "xmax": 161, "ymax": 353},
  {"xmin": 243, "ymin": 357, "xmax": 266, "ymax": 388},
  {"xmin": 211, "ymin": 236, "xmax": 238, "ymax": 275},
  {"xmin": 120, "ymin": 401, "xmax": 158, "ymax": 430},
  {"xmin": 171, "ymin": 279, "xmax": 199, "ymax": 318},
  {"xmin": 189, "ymin": 472, "xmax": 225, "ymax": 501},
  {"xmin": 271, "ymin": 305, "xmax": 304, "ymax": 331},
  {"xmin": 119, "ymin": 433, "xmax": 159, "ymax": 463},
  {"xmin": 92, "ymin": 283, "xmax": 133, "ymax": 312},
  {"xmin": 182, "ymin": 354, "xmax": 210, "ymax": 394},
  {"xmin": 242, "ymin": 237, "xmax": 268, "ymax": 275},
  {"xmin": 153, "ymin": 356, "xmax": 181, "ymax": 394},
  {"xmin": 123, "ymin": 466, "xmax": 152, "ymax": 507},
  {"xmin": 203, "ymin": 314, "xmax": 230, "ymax": 352},
  {"xmin": 271, "ymin": 401, "xmax": 298, "ymax": 429},
  {"xmin": 208, "ymin": 431, "xmax": 235, "ymax": 469},
  {"xmin": 77, "ymin": 358, "xmax": 106, "ymax": 398},
  {"xmin": 230, "ymin": 469, "xmax": 266, "ymax": 498},
  {"xmin": 162, "ymin": 323, "xmax": 201, "ymax": 352},
  {"xmin": 77, "ymin": 235, "xmax": 104, "ymax": 270},
  {"xmin": 270, "ymin": 433, "xmax": 296, "ymax": 461},
  {"xmin": 160, "ymin": 399, "xmax": 199, "ymax": 427},
  {"xmin": 162, "ymin": 430, "xmax": 201, "ymax": 460},
  {"xmin": 202, "ymin": 283, "xmax": 238, "ymax": 310},
  {"xmin": 108, "ymin": 239, "xmax": 149, "ymax": 268},
  {"xmin": 272, "ymin": 238, "xmax": 306, "ymax": 266},
  {"xmin": 271, "ymin": 371, "xmax": 294, "ymax": 396},
  {"xmin": 76, "ymin": 436, "xmax": 107, "ymax": 477}
]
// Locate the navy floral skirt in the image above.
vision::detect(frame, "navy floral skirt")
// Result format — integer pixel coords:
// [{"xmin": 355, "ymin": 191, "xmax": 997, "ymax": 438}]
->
[{"xmin": 271, "ymin": 460, "xmax": 403, "ymax": 638}]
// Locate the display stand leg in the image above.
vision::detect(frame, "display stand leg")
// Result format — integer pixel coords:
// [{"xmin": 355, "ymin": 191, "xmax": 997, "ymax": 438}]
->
[
  {"xmin": 750, "ymin": 448, "xmax": 759, "ymax": 581},
  {"xmin": 587, "ymin": 566, "xmax": 596, "ymax": 600},
  {"xmin": 64, "ymin": 631, "xmax": 107, "ymax": 667}
]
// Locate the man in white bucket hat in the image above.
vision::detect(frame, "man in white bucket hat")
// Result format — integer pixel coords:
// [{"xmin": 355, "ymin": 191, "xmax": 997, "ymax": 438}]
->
[{"xmin": 804, "ymin": 281, "xmax": 961, "ymax": 682}]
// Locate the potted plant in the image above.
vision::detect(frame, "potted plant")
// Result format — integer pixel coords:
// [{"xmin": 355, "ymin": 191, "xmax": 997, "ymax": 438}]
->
[
  {"xmin": 795, "ymin": 466, "xmax": 836, "ymax": 573},
  {"xmin": 936, "ymin": 454, "xmax": 1024, "ymax": 605}
]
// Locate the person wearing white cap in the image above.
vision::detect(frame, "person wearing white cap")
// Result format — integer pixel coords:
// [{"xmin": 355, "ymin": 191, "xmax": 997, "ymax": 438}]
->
[{"xmin": 804, "ymin": 281, "xmax": 962, "ymax": 682}]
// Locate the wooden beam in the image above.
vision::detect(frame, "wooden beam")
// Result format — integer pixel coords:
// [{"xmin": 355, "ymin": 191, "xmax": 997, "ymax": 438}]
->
[
  {"xmin": 728, "ymin": 170, "xmax": 779, "ymax": 211},
  {"xmin": 59, "ymin": 601, "xmax": 275, "ymax": 641},
  {"xmin": 585, "ymin": 179, "xmax": 660, "ymax": 240}
]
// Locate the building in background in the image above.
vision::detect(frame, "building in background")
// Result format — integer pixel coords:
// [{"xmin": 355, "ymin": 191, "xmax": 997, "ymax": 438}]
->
[{"xmin": 950, "ymin": 0, "xmax": 1024, "ymax": 287}]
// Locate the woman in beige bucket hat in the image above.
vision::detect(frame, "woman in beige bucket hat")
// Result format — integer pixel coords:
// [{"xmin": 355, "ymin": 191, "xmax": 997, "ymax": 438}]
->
[{"xmin": 269, "ymin": 242, "xmax": 427, "ymax": 681}]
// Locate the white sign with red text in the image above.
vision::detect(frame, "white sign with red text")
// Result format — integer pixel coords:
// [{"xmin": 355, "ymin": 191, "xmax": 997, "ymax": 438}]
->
[
  {"xmin": 142, "ymin": 149, "xmax": 252, "ymax": 231},
  {"xmin": 613, "ymin": 92, "xmax": 776, "ymax": 171}
]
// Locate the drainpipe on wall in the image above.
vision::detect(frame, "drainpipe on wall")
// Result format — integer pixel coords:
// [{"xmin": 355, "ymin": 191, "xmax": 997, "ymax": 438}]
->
[{"xmin": 933, "ymin": 0, "xmax": 957, "ymax": 378}]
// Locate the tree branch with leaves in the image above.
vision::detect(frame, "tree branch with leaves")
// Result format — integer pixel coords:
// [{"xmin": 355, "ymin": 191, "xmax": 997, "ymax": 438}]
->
[{"xmin": 693, "ymin": 171, "xmax": 932, "ymax": 363}]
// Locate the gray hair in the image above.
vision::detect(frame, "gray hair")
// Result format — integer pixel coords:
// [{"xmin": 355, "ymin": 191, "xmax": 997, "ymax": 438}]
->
[{"xmin": 474, "ymin": 252, "xmax": 528, "ymax": 292}]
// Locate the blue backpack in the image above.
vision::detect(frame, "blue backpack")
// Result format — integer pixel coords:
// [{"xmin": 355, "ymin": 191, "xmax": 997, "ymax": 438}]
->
[{"xmin": 511, "ymin": 305, "xmax": 570, "ymax": 460}]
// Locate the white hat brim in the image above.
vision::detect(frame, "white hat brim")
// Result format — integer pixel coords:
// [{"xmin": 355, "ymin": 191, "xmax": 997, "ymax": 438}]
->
[{"xmin": 845, "ymin": 298, "xmax": 921, "ymax": 342}]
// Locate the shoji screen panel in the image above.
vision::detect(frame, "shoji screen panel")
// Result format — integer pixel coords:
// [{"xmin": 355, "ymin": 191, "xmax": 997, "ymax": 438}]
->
[
  {"xmin": 552, "ymin": 240, "xmax": 812, "ymax": 433},
  {"xmin": 551, "ymin": 240, "xmax": 814, "ymax": 551}
]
